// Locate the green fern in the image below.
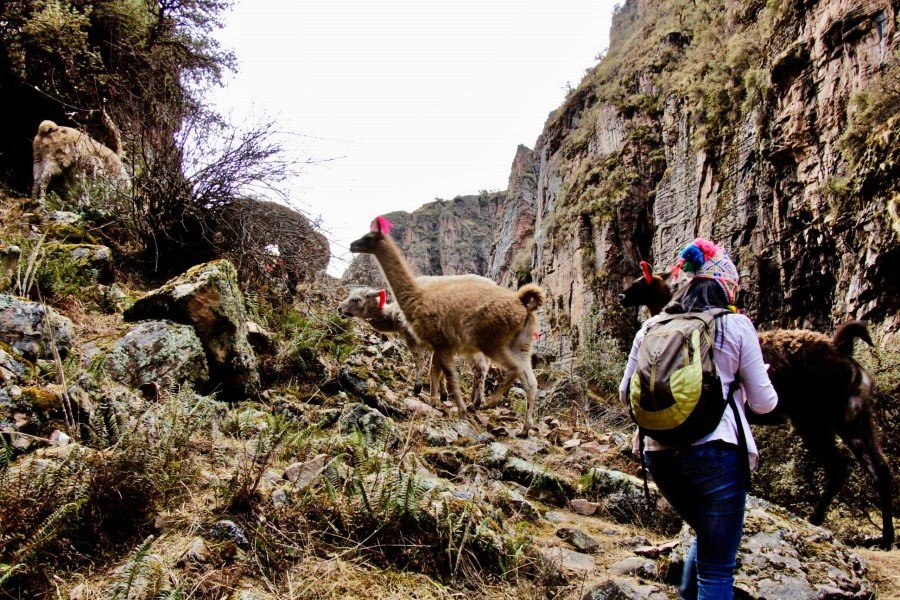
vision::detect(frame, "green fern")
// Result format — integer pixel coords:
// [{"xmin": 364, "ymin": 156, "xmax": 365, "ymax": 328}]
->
[
  {"xmin": 0, "ymin": 438, "xmax": 12, "ymax": 475},
  {"xmin": 14, "ymin": 498, "xmax": 85, "ymax": 563},
  {"xmin": 0, "ymin": 563, "xmax": 23, "ymax": 586},
  {"xmin": 321, "ymin": 458, "xmax": 345, "ymax": 501},
  {"xmin": 113, "ymin": 535, "xmax": 155, "ymax": 600}
]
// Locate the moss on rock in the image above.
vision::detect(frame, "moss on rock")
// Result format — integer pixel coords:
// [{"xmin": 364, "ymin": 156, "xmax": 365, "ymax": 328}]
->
[
  {"xmin": 99, "ymin": 320, "xmax": 209, "ymax": 389},
  {"xmin": 124, "ymin": 260, "xmax": 258, "ymax": 399}
]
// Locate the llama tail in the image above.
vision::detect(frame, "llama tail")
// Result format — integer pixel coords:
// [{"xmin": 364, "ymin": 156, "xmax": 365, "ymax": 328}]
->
[
  {"xmin": 833, "ymin": 320, "xmax": 873, "ymax": 356},
  {"xmin": 517, "ymin": 284, "xmax": 545, "ymax": 312}
]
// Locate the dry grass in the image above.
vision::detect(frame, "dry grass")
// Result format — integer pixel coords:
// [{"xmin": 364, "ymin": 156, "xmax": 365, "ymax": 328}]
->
[{"xmin": 857, "ymin": 548, "xmax": 900, "ymax": 599}]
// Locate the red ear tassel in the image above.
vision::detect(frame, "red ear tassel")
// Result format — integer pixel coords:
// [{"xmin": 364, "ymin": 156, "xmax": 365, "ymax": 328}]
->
[
  {"xmin": 377, "ymin": 289, "xmax": 386, "ymax": 310},
  {"xmin": 370, "ymin": 216, "xmax": 394, "ymax": 235},
  {"xmin": 640, "ymin": 261, "xmax": 652, "ymax": 284}
]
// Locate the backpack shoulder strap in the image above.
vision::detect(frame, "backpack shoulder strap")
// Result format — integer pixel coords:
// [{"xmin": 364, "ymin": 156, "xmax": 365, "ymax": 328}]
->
[{"xmin": 727, "ymin": 373, "xmax": 751, "ymax": 490}]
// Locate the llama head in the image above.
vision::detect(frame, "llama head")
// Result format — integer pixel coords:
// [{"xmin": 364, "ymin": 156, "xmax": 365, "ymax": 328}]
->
[
  {"xmin": 618, "ymin": 261, "xmax": 673, "ymax": 315},
  {"xmin": 349, "ymin": 216, "xmax": 394, "ymax": 254},
  {"xmin": 36, "ymin": 120, "xmax": 59, "ymax": 138},
  {"xmin": 338, "ymin": 287, "xmax": 387, "ymax": 318}
]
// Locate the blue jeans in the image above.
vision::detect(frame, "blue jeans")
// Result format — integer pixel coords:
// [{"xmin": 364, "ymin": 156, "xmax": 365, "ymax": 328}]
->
[{"xmin": 645, "ymin": 442, "xmax": 747, "ymax": 600}]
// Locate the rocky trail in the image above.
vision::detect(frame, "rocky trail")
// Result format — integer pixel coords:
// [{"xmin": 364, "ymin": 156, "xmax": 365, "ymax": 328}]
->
[{"xmin": 0, "ymin": 193, "xmax": 897, "ymax": 599}]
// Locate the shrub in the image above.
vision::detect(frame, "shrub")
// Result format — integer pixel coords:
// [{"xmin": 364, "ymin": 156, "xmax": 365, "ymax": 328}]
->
[
  {"xmin": 575, "ymin": 307, "xmax": 628, "ymax": 398},
  {"xmin": 0, "ymin": 388, "xmax": 216, "ymax": 595},
  {"xmin": 260, "ymin": 305, "xmax": 358, "ymax": 384},
  {"xmin": 841, "ymin": 51, "xmax": 900, "ymax": 164}
]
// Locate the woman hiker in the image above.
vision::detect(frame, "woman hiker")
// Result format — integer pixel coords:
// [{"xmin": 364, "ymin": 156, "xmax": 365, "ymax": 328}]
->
[{"xmin": 619, "ymin": 239, "xmax": 778, "ymax": 600}]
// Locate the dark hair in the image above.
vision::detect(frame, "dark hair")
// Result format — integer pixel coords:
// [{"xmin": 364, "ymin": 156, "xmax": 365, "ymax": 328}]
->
[
  {"xmin": 665, "ymin": 278, "xmax": 730, "ymax": 347},
  {"xmin": 665, "ymin": 278, "xmax": 730, "ymax": 313}
]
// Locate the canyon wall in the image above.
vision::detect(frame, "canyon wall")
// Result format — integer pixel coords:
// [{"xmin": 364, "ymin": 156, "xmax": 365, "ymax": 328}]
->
[{"xmin": 346, "ymin": 0, "xmax": 900, "ymax": 367}]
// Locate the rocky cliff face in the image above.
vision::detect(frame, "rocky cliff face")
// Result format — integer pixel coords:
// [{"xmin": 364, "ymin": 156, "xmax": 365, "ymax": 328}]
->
[
  {"xmin": 346, "ymin": 0, "xmax": 899, "ymax": 366},
  {"xmin": 530, "ymin": 0, "xmax": 899, "ymax": 364},
  {"xmin": 342, "ymin": 192, "xmax": 505, "ymax": 287}
]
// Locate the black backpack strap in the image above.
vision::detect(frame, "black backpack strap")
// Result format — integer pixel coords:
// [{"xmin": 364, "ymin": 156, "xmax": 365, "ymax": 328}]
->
[{"xmin": 726, "ymin": 374, "xmax": 751, "ymax": 490}]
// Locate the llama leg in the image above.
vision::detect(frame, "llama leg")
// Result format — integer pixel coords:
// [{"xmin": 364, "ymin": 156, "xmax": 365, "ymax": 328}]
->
[
  {"xmin": 806, "ymin": 433, "xmax": 849, "ymax": 526},
  {"xmin": 32, "ymin": 160, "xmax": 58, "ymax": 201},
  {"xmin": 428, "ymin": 358, "xmax": 443, "ymax": 409},
  {"xmin": 412, "ymin": 347, "xmax": 425, "ymax": 396},
  {"xmin": 479, "ymin": 368, "xmax": 518, "ymax": 409},
  {"xmin": 841, "ymin": 413, "xmax": 895, "ymax": 549},
  {"xmin": 517, "ymin": 362, "xmax": 539, "ymax": 438},
  {"xmin": 470, "ymin": 354, "xmax": 488, "ymax": 409},
  {"xmin": 481, "ymin": 348, "xmax": 522, "ymax": 409},
  {"xmin": 433, "ymin": 350, "xmax": 467, "ymax": 417}
]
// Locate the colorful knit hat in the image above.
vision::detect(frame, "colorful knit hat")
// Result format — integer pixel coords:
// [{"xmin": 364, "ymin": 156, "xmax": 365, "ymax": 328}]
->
[{"xmin": 670, "ymin": 238, "xmax": 740, "ymax": 303}]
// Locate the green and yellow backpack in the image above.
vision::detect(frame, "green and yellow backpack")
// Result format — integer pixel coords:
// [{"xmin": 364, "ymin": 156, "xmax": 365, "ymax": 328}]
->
[{"xmin": 628, "ymin": 309, "xmax": 737, "ymax": 446}]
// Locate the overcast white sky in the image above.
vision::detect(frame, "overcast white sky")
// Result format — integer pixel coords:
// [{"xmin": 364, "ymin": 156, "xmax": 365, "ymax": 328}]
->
[{"xmin": 210, "ymin": 0, "xmax": 618, "ymax": 276}]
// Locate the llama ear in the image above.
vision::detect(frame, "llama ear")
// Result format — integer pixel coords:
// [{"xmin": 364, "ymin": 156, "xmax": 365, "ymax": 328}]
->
[
  {"xmin": 640, "ymin": 261, "xmax": 653, "ymax": 284},
  {"xmin": 377, "ymin": 289, "xmax": 387, "ymax": 309}
]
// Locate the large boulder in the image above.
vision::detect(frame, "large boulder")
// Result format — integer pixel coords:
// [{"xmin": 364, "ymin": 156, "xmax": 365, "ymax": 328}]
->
[
  {"xmin": 581, "ymin": 578, "xmax": 669, "ymax": 599},
  {"xmin": 124, "ymin": 260, "xmax": 258, "ymax": 398},
  {"xmin": 100, "ymin": 321, "xmax": 209, "ymax": 389},
  {"xmin": 338, "ymin": 403, "xmax": 398, "ymax": 446},
  {"xmin": 501, "ymin": 457, "xmax": 575, "ymax": 503},
  {"xmin": 0, "ymin": 294, "xmax": 73, "ymax": 360},
  {"xmin": 1, "ymin": 381, "xmax": 95, "ymax": 452},
  {"xmin": 211, "ymin": 198, "xmax": 330, "ymax": 288},
  {"xmin": 581, "ymin": 467, "xmax": 680, "ymax": 534}
]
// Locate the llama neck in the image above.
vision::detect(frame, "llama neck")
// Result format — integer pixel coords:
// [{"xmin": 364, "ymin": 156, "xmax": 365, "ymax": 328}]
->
[
  {"xmin": 373, "ymin": 236, "xmax": 422, "ymax": 314},
  {"xmin": 365, "ymin": 306, "xmax": 403, "ymax": 333},
  {"xmin": 648, "ymin": 285, "xmax": 672, "ymax": 316}
]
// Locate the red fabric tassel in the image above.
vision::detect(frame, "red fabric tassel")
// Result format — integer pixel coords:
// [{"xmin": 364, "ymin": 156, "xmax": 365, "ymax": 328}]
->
[
  {"xmin": 640, "ymin": 260, "xmax": 652, "ymax": 284},
  {"xmin": 371, "ymin": 216, "xmax": 394, "ymax": 235}
]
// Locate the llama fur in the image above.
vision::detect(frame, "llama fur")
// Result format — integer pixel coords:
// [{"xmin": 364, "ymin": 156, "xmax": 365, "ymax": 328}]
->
[
  {"xmin": 32, "ymin": 115, "xmax": 129, "ymax": 203},
  {"xmin": 619, "ymin": 267, "xmax": 895, "ymax": 549},
  {"xmin": 350, "ymin": 219, "xmax": 544, "ymax": 436},
  {"xmin": 338, "ymin": 283, "xmax": 489, "ymax": 405}
]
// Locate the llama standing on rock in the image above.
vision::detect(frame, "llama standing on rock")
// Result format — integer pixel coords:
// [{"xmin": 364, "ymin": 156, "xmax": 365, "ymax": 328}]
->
[
  {"xmin": 32, "ymin": 113, "xmax": 130, "ymax": 204},
  {"xmin": 619, "ymin": 264, "xmax": 894, "ymax": 549},
  {"xmin": 349, "ymin": 217, "xmax": 544, "ymax": 436},
  {"xmin": 338, "ymin": 285, "xmax": 489, "ymax": 405}
]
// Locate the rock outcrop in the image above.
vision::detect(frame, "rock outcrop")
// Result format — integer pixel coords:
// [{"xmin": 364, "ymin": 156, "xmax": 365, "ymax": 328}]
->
[
  {"xmin": 42, "ymin": 243, "xmax": 114, "ymax": 284},
  {"xmin": 0, "ymin": 294, "xmax": 73, "ymax": 360},
  {"xmin": 212, "ymin": 198, "xmax": 330, "ymax": 287},
  {"xmin": 101, "ymin": 321, "xmax": 209, "ymax": 389},
  {"xmin": 342, "ymin": 192, "xmax": 505, "ymax": 287},
  {"xmin": 523, "ymin": 0, "xmax": 900, "ymax": 356},
  {"xmin": 124, "ymin": 260, "xmax": 259, "ymax": 398}
]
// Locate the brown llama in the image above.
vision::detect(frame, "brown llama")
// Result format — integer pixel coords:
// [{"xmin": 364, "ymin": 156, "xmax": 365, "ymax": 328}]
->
[
  {"xmin": 349, "ymin": 217, "xmax": 544, "ymax": 436},
  {"xmin": 337, "ymin": 285, "xmax": 489, "ymax": 405},
  {"xmin": 619, "ymin": 263, "xmax": 895, "ymax": 549},
  {"xmin": 32, "ymin": 114, "xmax": 129, "ymax": 203}
]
